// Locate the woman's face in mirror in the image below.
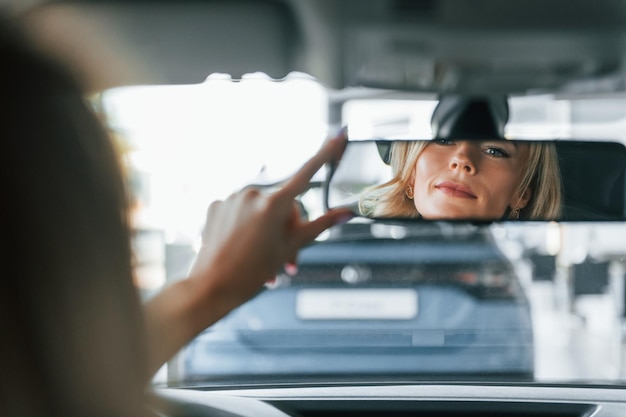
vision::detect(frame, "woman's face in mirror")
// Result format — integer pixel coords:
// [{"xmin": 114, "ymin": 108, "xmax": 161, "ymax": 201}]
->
[{"xmin": 411, "ymin": 139, "xmax": 531, "ymax": 219}]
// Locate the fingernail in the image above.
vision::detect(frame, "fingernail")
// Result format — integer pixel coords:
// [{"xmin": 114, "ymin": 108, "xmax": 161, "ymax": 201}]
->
[
  {"xmin": 331, "ymin": 125, "xmax": 348, "ymax": 141},
  {"xmin": 284, "ymin": 263, "xmax": 298, "ymax": 276}
]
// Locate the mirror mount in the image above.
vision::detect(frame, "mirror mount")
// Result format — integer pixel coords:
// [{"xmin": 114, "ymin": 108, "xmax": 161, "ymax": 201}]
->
[{"xmin": 431, "ymin": 95, "xmax": 509, "ymax": 140}]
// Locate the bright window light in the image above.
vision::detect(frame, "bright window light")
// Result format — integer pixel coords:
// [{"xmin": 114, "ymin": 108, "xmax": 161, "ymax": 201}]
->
[{"xmin": 102, "ymin": 74, "xmax": 328, "ymax": 242}]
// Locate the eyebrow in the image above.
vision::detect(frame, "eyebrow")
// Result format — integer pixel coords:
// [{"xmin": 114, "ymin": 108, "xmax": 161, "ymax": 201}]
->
[{"xmin": 475, "ymin": 140, "xmax": 517, "ymax": 148}]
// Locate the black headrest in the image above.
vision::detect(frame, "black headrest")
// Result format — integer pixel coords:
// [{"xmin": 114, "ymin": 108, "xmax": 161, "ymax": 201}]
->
[{"xmin": 556, "ymin": 141, "xmax": 626, "ymax": 220}]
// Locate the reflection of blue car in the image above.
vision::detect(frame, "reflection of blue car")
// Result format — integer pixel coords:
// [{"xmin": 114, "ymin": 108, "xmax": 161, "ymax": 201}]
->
[{"xmin": 181, "ymin": 223, "xmax": 533, "ymax": 380}]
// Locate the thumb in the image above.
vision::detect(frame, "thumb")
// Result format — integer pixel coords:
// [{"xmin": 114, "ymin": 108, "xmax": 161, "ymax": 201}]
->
[{"xmin": 294, "ymin": 208, "xmax": 354, "ymax": 247}]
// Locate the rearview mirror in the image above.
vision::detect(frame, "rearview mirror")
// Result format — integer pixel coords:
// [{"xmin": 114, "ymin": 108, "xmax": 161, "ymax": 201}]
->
[{"xmin": 325, "ymin": 139, "xmax": 626, "ymax": 222}]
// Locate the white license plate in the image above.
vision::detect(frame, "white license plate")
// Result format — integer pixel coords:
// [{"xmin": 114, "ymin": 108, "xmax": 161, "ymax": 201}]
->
[{"xmin": 296, "ymin": 289, "xmax": 418, "ymax": 320}]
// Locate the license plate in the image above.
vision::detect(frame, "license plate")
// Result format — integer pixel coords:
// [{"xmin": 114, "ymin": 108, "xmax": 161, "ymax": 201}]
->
[{"xmin": 296, "ymin": 288, "xmax": 418, "ymax": 320}]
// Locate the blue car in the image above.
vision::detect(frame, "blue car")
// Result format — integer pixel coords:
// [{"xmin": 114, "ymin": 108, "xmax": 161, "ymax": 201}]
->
[{"xmin": 181, "ymin": 222, "xmax": 533, "ymax": 381}]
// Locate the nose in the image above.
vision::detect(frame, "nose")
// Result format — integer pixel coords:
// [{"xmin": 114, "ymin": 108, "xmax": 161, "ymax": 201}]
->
[{"xmin": 448, "ymin": 142, "xmax": 477, "ymax": 174}]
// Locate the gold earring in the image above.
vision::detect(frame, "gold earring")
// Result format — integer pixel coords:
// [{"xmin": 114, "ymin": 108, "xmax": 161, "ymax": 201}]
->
[
  {"xmin": 405, "ymin": 184, "xmax": 414, "ymax": 199},
  {"xmin": 510, "ymin": 208, "xmax": 520, "ymax": 220}
]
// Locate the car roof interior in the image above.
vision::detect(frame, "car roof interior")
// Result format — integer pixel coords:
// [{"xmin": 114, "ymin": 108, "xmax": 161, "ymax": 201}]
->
[{"xmin": 23, "ymin": 0, "xmax": 626, "ymax": 96}]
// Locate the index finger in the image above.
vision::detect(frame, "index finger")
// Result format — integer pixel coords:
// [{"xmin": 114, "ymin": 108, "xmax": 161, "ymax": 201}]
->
[{"xmin": 277, "ymin": 129, "xmax": 347, "ymax": 198}]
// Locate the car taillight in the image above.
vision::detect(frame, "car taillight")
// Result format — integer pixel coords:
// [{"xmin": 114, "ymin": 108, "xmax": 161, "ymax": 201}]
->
[{"xmin": 454, "ymin": 267, "xmax": 516, "ymax": 298}]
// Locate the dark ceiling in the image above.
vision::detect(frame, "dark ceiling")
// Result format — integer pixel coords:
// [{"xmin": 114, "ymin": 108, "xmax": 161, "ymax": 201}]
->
[{"xmin": 18, "ymin": 0, "xmax": 626, "ymax": 95}]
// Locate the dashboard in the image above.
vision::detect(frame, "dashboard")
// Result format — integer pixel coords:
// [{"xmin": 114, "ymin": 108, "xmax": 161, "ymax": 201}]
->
[{"xmin": 152, "ymin": 383, "xmax": 626, "ymax": 417}]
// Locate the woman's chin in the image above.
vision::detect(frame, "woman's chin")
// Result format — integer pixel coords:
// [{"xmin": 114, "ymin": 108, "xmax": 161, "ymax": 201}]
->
[{"xmin": 416, "ymin": 206, "xmax": 495, "ymax": 221}]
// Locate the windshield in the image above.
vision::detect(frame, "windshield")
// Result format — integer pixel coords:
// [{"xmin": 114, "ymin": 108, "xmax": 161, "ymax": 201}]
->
[{"xmin": 102, "ymin": 78, "xmax": 626, "ymax": 387}]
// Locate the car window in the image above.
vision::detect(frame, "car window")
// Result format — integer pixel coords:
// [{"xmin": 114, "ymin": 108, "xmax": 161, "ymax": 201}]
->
[
  {"xmin": 341, "ymin": 95, "xmax": 626, "ymax": 383},
  {"xmin": 101, "ymin": 75, "xmax": 329, "ymax": 294},
  {"xmin": 100, "ymin": 81, "xmax": 626, "ymax": 387}
]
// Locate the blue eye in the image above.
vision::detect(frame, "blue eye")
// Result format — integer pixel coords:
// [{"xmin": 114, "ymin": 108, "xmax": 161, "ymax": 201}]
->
[
  {"xmin": 433, "ymin": 138, "xmax": 455, "ymax": 146},
  {"xmin": 485, "ymin": 147, "xmax": 509, "ymax": 158}
]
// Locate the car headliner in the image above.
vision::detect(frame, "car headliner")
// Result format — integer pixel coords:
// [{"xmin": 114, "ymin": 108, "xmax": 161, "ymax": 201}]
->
[{"xmin": 19, "ymin": 0, "xmax": 626, "ymax": 96}]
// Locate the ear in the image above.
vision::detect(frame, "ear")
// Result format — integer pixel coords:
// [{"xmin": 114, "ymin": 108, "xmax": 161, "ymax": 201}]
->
[{"xmin": 511, "ymin": 187, "xmax": 532, "ymax": 210}]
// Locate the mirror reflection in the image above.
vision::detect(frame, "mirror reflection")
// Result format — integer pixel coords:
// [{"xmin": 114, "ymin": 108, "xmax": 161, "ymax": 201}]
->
[{"xmin": 326, "ymin": 140, "xmax": 626, "ymax": 222}]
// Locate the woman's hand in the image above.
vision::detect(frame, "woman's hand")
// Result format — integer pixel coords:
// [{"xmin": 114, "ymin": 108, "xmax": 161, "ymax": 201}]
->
[
  {"xmin": 143, "ymin": 130, "xmax": 353, "ymax": 377},
  {"xmin": 188, "ymin": 130, "xmax": 352, "ymax": 314}
]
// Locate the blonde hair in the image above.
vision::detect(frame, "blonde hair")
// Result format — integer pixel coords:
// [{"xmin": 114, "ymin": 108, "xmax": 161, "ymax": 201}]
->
[{"xmin": 359, "ymin": 140, "xmax": 562, "ymax": 220}]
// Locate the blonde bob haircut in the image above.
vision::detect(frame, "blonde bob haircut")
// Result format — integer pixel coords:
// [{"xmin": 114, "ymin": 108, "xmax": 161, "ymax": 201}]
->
[{"xmin": 359, "ymin": 140, "xmax": 563, "ymax": 220}]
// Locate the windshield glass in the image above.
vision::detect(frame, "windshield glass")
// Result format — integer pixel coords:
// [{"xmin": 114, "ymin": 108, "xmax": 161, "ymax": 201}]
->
[{"xmin": 102, "ymin": 79, "xmax": 626, "ymax": 387}]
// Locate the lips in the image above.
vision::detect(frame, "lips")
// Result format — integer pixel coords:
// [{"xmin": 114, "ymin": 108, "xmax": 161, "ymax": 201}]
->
[{"xmin": 435, "ymin": 181, "xmax": 477, "ymax": 199}]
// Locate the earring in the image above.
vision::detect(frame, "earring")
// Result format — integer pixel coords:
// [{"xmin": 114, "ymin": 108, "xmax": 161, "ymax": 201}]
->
[
  {"xmin": 405, "ymin": 184, "xmax": 414, "ymax": 199},
  {"xmin": 510, "ymin": 208, "xmax": 520, "ymax": 220}
]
